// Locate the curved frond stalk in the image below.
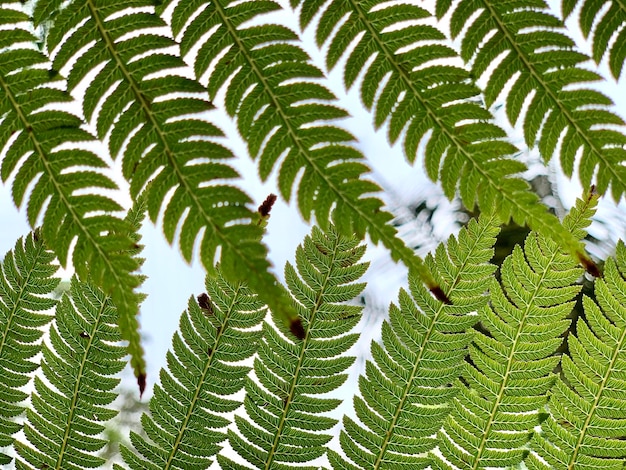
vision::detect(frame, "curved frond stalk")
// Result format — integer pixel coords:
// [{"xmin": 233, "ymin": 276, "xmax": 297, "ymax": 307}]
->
[
  {"xmin": 156, "ymin": 0, "xmax": 443, "ymax": 299},
  {"xmin": 525, "ymin": 241, "xmax": 626, "ymax": 469},
  {"xmin": 117, "ymin": 271, "xmax": 267, "ymax": 470},
  {"xmin": 328, "ymin": 214, "xmax": 500, "ymax": 470},
  {"xmin": 0, "ymin": 231, "xmax": 59, "ymax": 466},
  {"xmin": 295, "ymin": 0, "xmax": 594, "ymax": 275},
  {"xmin": 13, "ymin": 278, "xmax": 126, "ymax": 469},
  {"xmin": 218, "ymin": 226, "xmax": 368, "ymax": 469},
  {"xmin": 562, "ymin": 0, "xmax": 626, "ymax": 79},
  {"xmin": 431, "ymin": 192, "xmax": 597, "ymax": 469},
  {"xmin": 437, "ymin": 0, "xmax": 626, "ymax": 200},
  {"xmin": 0, "ymin": 9, "xmax": 146, "ymax": 389},
  {"xmin": 32, "ymin": 1, "xmax": 299, "ymax": 338}
]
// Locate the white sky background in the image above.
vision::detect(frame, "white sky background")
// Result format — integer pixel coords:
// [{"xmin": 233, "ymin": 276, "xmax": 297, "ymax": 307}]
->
[{"xmin": 0, "ymin": 0, "xmax": 625, "ymax": 466}]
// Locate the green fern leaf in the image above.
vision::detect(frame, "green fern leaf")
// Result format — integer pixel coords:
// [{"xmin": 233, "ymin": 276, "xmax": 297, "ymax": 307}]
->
[
  {"xmin": 431, "ymin": 191, "xmax": 597, "ymax": 469},
  {"xmin": 525, "ymin": 240, "xmax": 626, "ymax": 469},
  {"xmin": 218, "ymin": 226, "xmax": 368, "ymax": 469},
  {"xmin": 156, "ymin": 0, "xmax": 444, "ymax": 299},
  {"xmin": 437, "ymin": 0, "xmax": 626, "ymax": 200},
  {"xmin": 328, "ymin": 213, "xmax": 499, "ymax": 469},
  {"xmin": 295, "ymin": 0, "xmax": 596, "ymax": 276},
  {"xmin": 13, "ymin": 278, "xmax": 126, "ymax": 469},
  {"xmin": 0, "ymin": 11, "xmax": 146, "ymax": 390},
  {"xmin": 562, "ymin": 0, "xmax": 626, "ymax": 79},
  {"xmin": 117, "ymin": 270, "xmax": 267, "ymax": 469},
  {"xmin": 0, "ymin": 231, "xmax": 59, "ymax": 465},
  {"xmin": 33, "ymin": 0, "xmax": 300, "ymax": 339}
]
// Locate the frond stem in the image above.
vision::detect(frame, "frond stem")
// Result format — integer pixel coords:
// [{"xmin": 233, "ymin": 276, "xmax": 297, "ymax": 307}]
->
[
  {"xmin": 164, "ymin": 285, "xmax": 243, "ymax": 468},
  {"xmin": 262, "ymin": 239, "xmax": 340, "ymax": 469},
  {"xmin": 568, "ymin": 322, "xmax": 626, "ymax": 468},
  {"xmin": 55, "ymin": 297, "xmax": 108, "ymax": 468},
  {"xmin": 471, "ymin": 247, "xmax": 560, "ymax": 468}
]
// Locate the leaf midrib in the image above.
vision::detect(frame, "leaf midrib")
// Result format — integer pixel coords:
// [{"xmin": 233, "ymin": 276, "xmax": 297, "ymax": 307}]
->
[
  {"xmin": 471, "ymin": 242, "xmax": 562, "ymax": 468},
  {"xmin": 263, "ymin": 236, "xmax": 341, "ymax": 470},
  {"xmin": 373, "ymin": 215, "xmax": 496, "ymax": 468},
  {"xmin": 568, "ymin": 277, "xmax": 626, "ymax": 468},
  {"xmin": 56, "ymin": 294, "xmax": 109, "ymax": 469},
  {"xmin": 0, "ymin": 239, "xmax": 49, "ymax": 362},
  {"xmin": 165, "ymin": 285, "xmax": 243, "ymax": 468}
]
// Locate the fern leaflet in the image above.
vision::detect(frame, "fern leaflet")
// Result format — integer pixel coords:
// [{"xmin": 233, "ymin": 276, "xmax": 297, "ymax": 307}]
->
[
  {"xmin": 117, "ymin": 271, "xmax": 267, "ymax": 470},
  {"xmin": 0, "ymin": 8, "xmax": 145, "ymax": 390},
  {"xmin": 296, "ymin": 0, "xmax": 595, "ymax": 274},
  {"xmin": 526, "ymin": 241, "xmax": 626, "ymax": 469},
  {"xmin": 0, "ymin": 231, "xmax": 59, "ymax": 466},
  {"xmin": 13, "ymin": 278, "xmax": 126, "ymax": 470},
  {"xmin": 218, "ymin": 226, "xmax": 367, "ymax": 469},
  {"xmin": 431, "ymin": 191, "xmax": 597, "ymax": 469},
  {"xmin": 32, "ymin": 0, "xmax": 300, "ymax": 338},
  {"xmin": 156, "ymin": 0, "xmax": 444, "ymax": 298},
  {"xmin": 437, "ymin": 0, "xmax": 626, "ymax": 200},
  {"xmin": 328, "ymin": 213, "xmax": 499, "ymax": 469},
  {"xmin": 562, "ymin": 0, "xmax": 626, "ymax": 79}
]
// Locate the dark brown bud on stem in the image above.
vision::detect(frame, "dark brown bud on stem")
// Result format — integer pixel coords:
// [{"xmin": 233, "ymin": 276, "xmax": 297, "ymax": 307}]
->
[{"xmin": 258, "ymin": 193, "xmax": 277, "ymax": 217}]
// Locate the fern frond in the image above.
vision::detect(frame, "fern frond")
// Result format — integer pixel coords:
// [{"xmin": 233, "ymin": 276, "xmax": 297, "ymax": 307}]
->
[
  {"xmin": 117, "ymin": 271, "xmax": 267, "ymax": 470},
  {"xmin": 0, "ymin": 231, "xmax": 59, "ymax": 466},
  {"xmin": 156, "ymin": 0, "xmax": 443, "ymax": 299},
  {"xmin": 562, "ymin": 0, "xmax": 626, "ymax": 79},
  {"xmin": 295, "ymin": 0, "xmax": 595, "ymax": 274},
  {"xmin": 525, "ymin": 240, "xmax": 626, "ymax": 469},
  {"xmin": 33, "ymin": 1, "xmax": 300, "ymax": 339},
  {"xmin": 431, "ymin": 192, "xmax": 597, "ymax": 469},
  {"xmin": 0, "ymin": 9, "xmax": 146, "ymax": 389},
  {"xmin": 218, "ymin": 226, "xmax": 368, "ymax": 469},
  {"xmin": 437, "ymin": 0, "xmax": 626, "ymax": 200},
  {"xmin": 13, "ymin": 278, "xmax": 126, "ymax": 469},
  {"xmin": 327, "ymin": 213, "xmax": 499, "ymax": 470}
]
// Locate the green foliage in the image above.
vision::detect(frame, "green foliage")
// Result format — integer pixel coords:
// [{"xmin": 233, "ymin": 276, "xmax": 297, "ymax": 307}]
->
[
  {"xmin": 0, "ymin": 3, "xmax": 145, "ymax": 387},
  {"xmin": 156, "ymin": 0, "xmax": 439, "ymax": 295},
  {"xmin": 562, "ymin": 0, "xmax": 626, "ymax": 80},
  {"xmin": 296, "ymin": 0, "xmax": 591, "ymax": 267},
  {"xmin": 1, "ymin": 0, "xmax": 626, "ymax": 469},
  {"xmin": 432, "ymin": 192, "xmax": 596, "ymax": 469},
  {"xmin": 436, "ymin": 0, "xmax": 626, "ymax": 200},
  {"xmin": 219, "ymin": 226, "xmax": 367, "ymax": 469},
  {"xmin": 328, "ymin": 214, "xmax": 499, "ymax": 469},
  {"xmin": 32, "ymin": 0, "xmax": 300, "ymax": 342},
  {"xmin": 14, "ymin": 278, "xmax": 127, "ymax": 469},
  {"xmin": 526, "ymin": 241, "xmax": 626, "ymax": 469},
  {"xmin": 0, "ymin": 232, "xmax": 59, "ymax": 465},
  {"xmin": 117, "ymin": 272, "xmax": 267, "ymax": 469}
]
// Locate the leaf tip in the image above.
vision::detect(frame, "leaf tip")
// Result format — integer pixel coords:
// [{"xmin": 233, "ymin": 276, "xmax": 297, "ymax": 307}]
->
[
  {"xmin": 138, "ymin": 373, "xmax": 146, "ymax": 398},
  {"xmin": 197, "ymin": 293, "xmax": 214, "ymax": 315},
  {"xmin": 578, "ymin": 252, "xmax": 601, "ymax": 278},
  {"xmin": 289, "ymin": 318, "xmax": 306, "ymax": 340},
  {"xmin": 430, "ymin": 285, "xmax": 452, "ymax": 304}
]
